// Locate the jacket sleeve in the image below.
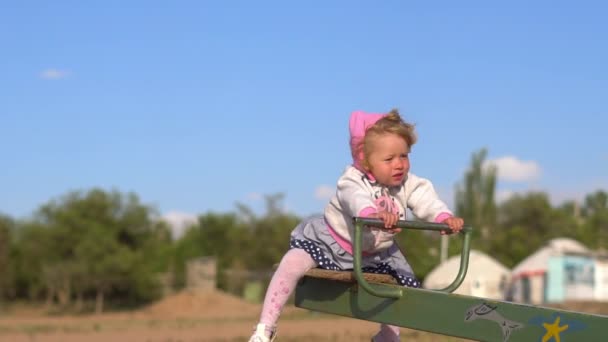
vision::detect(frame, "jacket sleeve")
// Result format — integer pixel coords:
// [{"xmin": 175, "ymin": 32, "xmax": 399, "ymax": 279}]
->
[
  {"xmin": 406, "ymin": 173, "xmax": 452, "ymax": 222},
  {"xmin": 336, "ymin": 172, "xmax": 377, "ymax": 218}
]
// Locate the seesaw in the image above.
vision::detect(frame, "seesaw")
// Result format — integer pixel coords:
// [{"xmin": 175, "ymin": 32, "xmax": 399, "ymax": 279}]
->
[{"xmin": 294, "ymin": 218, "xmax": 608, "ymax": 341}]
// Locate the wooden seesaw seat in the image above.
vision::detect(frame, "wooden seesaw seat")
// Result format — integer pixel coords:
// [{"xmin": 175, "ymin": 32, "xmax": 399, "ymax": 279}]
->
[{"xmin": 302, "ymin": 268, "xmax": 397, "ymax": 285}]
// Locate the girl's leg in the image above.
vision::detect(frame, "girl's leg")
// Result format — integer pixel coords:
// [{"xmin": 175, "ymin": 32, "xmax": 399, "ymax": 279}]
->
[
  {"xmin": 372, "ymin": 324, "xmax": 401, "ymax": 342},
  {"xmin": 368, "ymin": 245, "xmax": 411, "ymax": 341},
  {"xmin": 257, "ymin": 248, "xmax": 316, "ymax": 336}
]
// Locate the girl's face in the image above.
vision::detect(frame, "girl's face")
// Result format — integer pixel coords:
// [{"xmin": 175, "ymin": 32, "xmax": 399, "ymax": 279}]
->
[{"xmin": 365, "ymin": 133, "xmax": 410, "ymax": 187}]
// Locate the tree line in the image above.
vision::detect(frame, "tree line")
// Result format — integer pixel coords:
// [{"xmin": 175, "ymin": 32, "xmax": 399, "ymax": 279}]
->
[{"xmin": 0, "ymin": 149, "xmax": 606, "ymax": 314}]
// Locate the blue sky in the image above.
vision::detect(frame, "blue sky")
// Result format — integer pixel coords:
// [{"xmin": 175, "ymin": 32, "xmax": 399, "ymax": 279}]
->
[{"xmin": 1, "ymin": 1, "xmax": 606, "ymax": 231}]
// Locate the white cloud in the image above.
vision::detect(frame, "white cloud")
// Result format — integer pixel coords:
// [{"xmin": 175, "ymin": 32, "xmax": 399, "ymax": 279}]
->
[
  {"xmin": 315, "ymin": 185, "xmax": 334, "ymax": 200},
  {"xmin": 161, "ymin": 211, "xmax": 197, "ymax": 239},
  {"xmin": 247, "ymin": 192, "xmax": 262, "ymax": 201},
  {"xmin": 486, "ymin": 156, "xmax": 541, "ymax": 182},
  {"xmin": 496, "ymin": 189, "xmax": 516, "ymax": 203},
  {"xmin": 40, "ymin": 68, "xmax": 70, "ymax": 80}
]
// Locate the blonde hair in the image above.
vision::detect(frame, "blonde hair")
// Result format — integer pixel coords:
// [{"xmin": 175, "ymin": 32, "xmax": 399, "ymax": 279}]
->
[{"xmin": 361, "ymin": 109, "xmax": 417, "ymax": 170}]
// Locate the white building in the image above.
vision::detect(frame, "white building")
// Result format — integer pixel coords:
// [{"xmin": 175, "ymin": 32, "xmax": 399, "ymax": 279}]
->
[
  {"xmin": 423, "ymin": 250, "xmax": 510, "ymax": 299},
  {"xmin": 508, "ymin": 238, "xmax": 594, "ymax": 304},
  {"xmin": 594, "ymin": 258, "xmax": 608, "ymax": 301}
]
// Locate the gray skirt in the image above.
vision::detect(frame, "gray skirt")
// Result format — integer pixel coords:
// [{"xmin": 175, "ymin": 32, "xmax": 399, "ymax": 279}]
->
[{"xmin": 290, "ymin": 215, "xmax": 421, "ymax": 288}]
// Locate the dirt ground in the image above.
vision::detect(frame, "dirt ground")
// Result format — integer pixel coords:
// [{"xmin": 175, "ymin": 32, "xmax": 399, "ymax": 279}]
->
[{"xmin": 1, "ymin": 289, "xmax": 607, "ymax": 342}]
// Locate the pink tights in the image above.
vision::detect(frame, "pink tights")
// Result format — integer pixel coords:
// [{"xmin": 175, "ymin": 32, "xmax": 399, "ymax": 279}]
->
[
  {"xmin": 259, "ymin": 248, "xmax": 315, "ymax": 334},
  {"xmin": 373, "ymin": 324, "xmax": 401, "ymax": 342},
  {"xmin": 257, "ymin": 248, "xmax": 401, "ymax": 341}
]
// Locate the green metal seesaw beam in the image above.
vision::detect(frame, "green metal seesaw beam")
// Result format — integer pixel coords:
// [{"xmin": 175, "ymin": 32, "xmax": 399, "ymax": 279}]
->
[{"xmin": 295, "ymin": 218, "xmax": 608, "ymax": 342}]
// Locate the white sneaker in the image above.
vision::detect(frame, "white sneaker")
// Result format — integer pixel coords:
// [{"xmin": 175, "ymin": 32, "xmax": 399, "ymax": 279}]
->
[{"xmin": 248, "ymin": 323, "xmax": 277, "ymax": 342}]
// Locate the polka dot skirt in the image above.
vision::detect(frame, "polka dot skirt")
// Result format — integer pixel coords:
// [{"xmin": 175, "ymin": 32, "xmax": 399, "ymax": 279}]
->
[
  {"xmin": 290, "ymin": 238, "xmax": 421, "ymax": 288},
  {"xmin": 290, "ymin": 239, "xmax": 341, "ymax": 270}
]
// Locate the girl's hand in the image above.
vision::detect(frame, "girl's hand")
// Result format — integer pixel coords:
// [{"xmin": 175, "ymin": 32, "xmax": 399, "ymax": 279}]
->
[
  {"xmin": 369, "ymin": 211, "xmax": 401, "ymax": 232},
  {"xmin": 440, "ymin": 216, "xmax": 464, "ymax": 235}
]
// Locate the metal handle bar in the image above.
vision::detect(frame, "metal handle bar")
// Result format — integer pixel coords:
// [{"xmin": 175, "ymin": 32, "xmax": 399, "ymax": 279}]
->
[{"xmin": 353, "ymin": 218, "xmax": 473, "ymax": 299}]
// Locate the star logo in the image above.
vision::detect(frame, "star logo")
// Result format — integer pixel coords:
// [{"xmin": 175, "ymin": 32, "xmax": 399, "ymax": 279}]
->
[{"xmin": 541, "ymin": 316, "xmax": 569, "ymax": 342}]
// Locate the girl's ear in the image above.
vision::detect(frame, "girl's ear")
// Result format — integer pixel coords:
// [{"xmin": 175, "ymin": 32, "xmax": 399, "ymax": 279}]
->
[{"xmin": 362, "ymin": 159, "xmax": 372, "ymax": 172}]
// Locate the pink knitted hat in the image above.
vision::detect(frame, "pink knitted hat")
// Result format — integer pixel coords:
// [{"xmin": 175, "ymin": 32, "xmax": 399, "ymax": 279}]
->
[{"xmin": 349, "ymin": 110, "xmax": 386, "ymax": 171}]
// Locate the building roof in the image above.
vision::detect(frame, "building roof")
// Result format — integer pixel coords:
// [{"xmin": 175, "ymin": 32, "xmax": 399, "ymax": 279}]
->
[{"xmin": 511, "ymin": 238, "xmax": 590, "ymax": 276}]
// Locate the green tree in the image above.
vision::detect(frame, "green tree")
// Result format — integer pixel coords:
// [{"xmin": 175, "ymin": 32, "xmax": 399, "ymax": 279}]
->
[
  {"xmin": 0, "ymin": 214, "xmax": 13, "ymax": 306},
  {"xmin": 581, "ymin": 190, "xmax": 608, "ymax": 249},
  {"xmin": 172, "ymin": 211, "xmax": 242, "ymax": 290},
  {"xmin": 12, "ymin": 222, "xmax": 55, "ymax": 301},
  {"xmin": 554, "ymin": 200, "xmax": 586, "ymax": 245},
  {"xmin": 14, "ymin": 188, "xmax": 170, "ymax": 312},
  {"xmin": 174, "ymin": 193, "xmax": 300, "ymax": 295},
  {"xmin": 491, "ymin": 192, "xmax": 570, "ymax": 267},
  {"xmin": 454, "ymin": 148, "xmax": 497, "ymax": 243}
]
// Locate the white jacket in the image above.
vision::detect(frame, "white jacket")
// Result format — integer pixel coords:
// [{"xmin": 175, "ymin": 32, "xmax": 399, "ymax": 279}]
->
[{"xmin": 324, "ymin": 166, "xmax": 451, "ymax": 253}]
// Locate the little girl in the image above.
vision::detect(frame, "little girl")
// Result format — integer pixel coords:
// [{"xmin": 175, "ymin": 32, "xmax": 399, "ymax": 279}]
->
[{"xmin": 248, "ymin": 109, "xmax": 464, "ymax": 342}]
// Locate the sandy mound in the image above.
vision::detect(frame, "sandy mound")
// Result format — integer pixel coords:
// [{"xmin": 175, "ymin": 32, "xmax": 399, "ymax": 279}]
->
[{"xmin": 143, "ymin": 289, "xmax": 262, "ymax": 318}]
